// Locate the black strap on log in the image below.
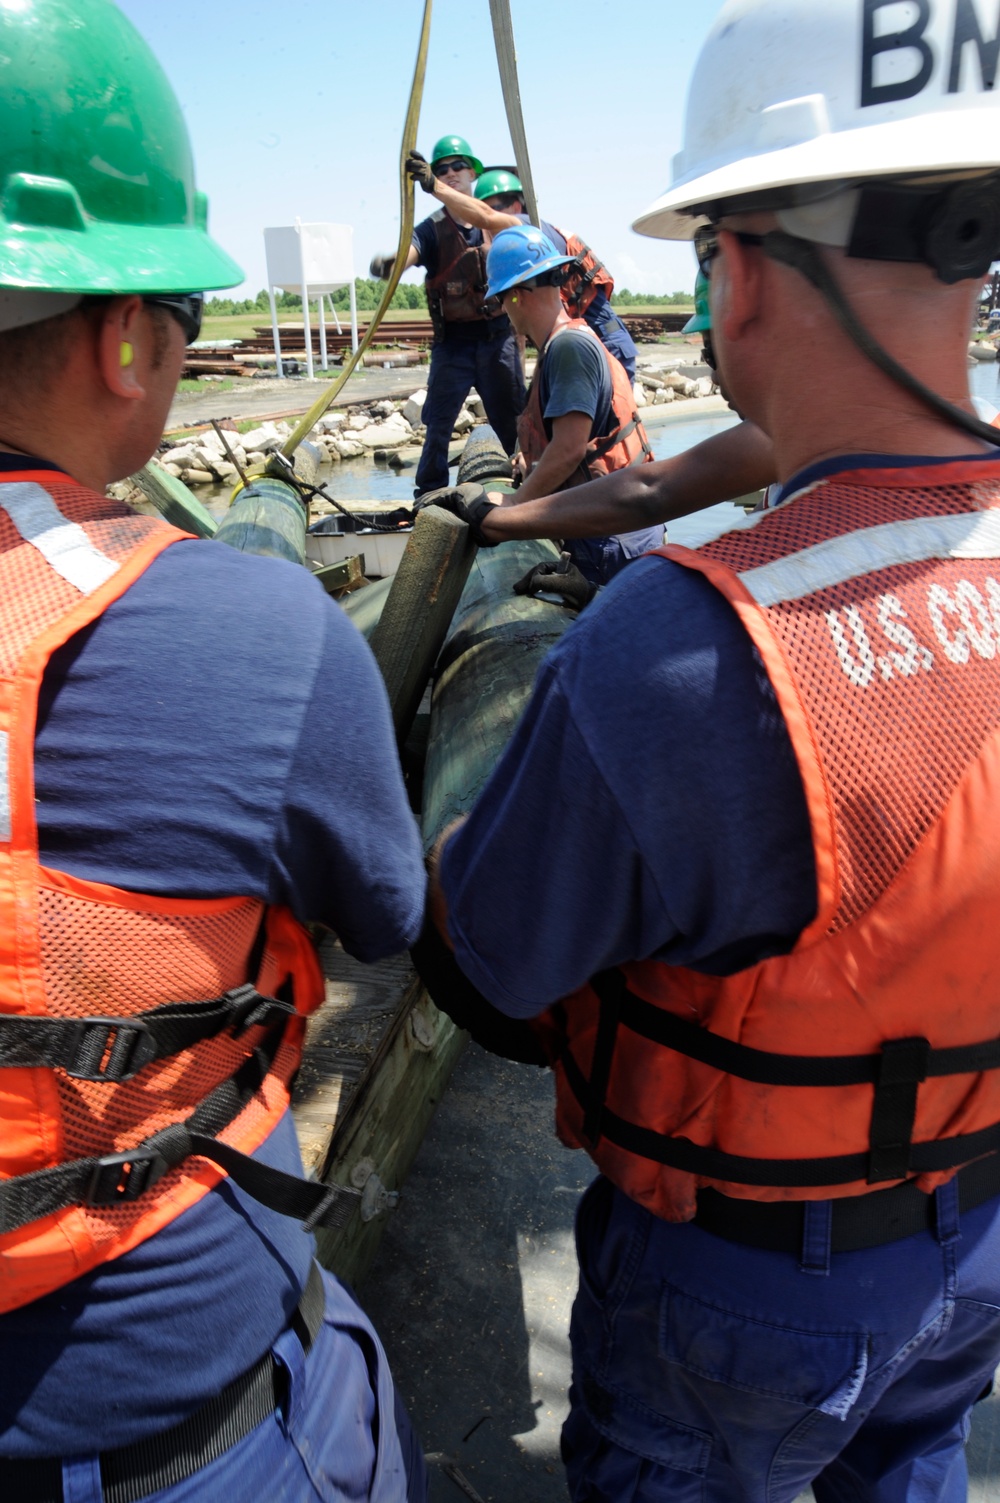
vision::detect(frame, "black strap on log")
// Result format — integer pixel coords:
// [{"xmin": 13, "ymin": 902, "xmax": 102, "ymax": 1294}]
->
[
  {"xmin": 563, "ymin": 969, "xmax": 1000, "ymax": 1186},
  {"xmin": 0, "ymin": 984, "xmax": 295, "ymax": 1083}
]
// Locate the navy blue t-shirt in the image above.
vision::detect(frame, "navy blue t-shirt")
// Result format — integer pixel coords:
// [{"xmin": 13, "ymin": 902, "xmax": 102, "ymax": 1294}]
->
[
  {"xmin": 537, "ymin": 326, "xmax": 613, "ymax": 440},
  {"xmin": 0, "ymin": 459, "xmax": 426, "ymax": 1455}
]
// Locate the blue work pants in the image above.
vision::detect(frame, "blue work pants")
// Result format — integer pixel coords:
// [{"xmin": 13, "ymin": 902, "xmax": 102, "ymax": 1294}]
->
[
  {"xmin": 568, "ymin": 527, "xmax": 666, "ymax": 587},
  {"xmin": 414, "ymin": 327, "xmax": 526, "ymax": 497},
  {"xmin": 56, "ymin": 1269, "xmax": 426, "ymax": 1503},
  {"xmin": 585, "ymin": 305, "xmax": 638, "ymax": 385},
  {"xmin": 563, "ymin": 1176, "xmax": 1000, "ymax": 1502}
]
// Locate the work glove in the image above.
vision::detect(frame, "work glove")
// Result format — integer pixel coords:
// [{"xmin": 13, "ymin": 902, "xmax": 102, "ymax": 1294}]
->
[
  {"xmin": 405, "ymin": 150, "xmax": 436, "ymax": 194},
  {"xmin": 414, "ymin": 483, "xmax": 500, "ymax": 547},
  {"xmin": 369, "ymin": 252, "xmax": 395, "ymax": 280},
  {"xmin": 513, "ymin": 552, "xmax": 598, "ymax": 611}
]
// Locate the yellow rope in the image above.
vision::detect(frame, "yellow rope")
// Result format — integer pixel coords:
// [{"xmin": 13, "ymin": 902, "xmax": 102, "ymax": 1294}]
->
[{"xmin": 278, "ymin": 0, "xmax": 433, "ymax": 461}]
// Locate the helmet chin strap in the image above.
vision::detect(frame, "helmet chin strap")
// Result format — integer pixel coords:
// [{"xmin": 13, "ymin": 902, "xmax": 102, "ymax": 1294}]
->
[{"xmin": 759, "ymin": 230, "xmax": 1000, "ymax": 450}]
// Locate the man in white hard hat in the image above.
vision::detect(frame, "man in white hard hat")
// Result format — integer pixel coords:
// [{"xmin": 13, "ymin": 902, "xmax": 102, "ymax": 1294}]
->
[{"xmin": 420, "ymin": 2, "xmax": 1000, "ymax": 1497}]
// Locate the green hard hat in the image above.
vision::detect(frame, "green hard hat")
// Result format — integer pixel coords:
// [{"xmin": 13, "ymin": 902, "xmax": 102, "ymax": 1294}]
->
[
  {"xmin": 430, "ymin": 135, "xmax": 484, "ymax": 177},
  {"xmin": 474, "ymin": 168, "xmax": 524, "ymax": 202},
  {"xmin": 682, "ymin": 270, "xmax": 711, "ymax": 334},
  {"xmin": 0, "ymin": 0, "xmax": 243, "ymax": 295}
]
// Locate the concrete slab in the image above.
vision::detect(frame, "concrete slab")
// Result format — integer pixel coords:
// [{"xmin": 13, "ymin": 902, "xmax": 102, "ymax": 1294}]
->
[{"xmin": 366, "ymin": 1044, "xmax": 1000, "ymax": 1503}]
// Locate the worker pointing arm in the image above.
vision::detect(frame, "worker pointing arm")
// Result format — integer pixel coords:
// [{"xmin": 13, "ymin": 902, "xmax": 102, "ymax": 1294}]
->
[
  {"xmin": 371, "ymin": 135, "xmax": 526, "ymax": 500},
  {"xmin": 408, "ymin": 153, "xmax": 639, "ymax": 379}
]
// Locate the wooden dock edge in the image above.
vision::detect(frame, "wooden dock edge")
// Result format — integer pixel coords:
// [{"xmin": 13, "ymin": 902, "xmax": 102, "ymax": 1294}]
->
[{"xmin": 311, "ymin": 975, "xmax": 468, "ymax": 1288}]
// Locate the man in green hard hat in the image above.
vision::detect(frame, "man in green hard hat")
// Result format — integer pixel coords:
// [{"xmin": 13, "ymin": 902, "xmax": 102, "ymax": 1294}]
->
[
  {"xmin": 0, "ymin": 3, "xmax": 428, "ymax": 1499},
  {"xmin": 369, "ymin": 134, "xmax": 526, "ymax": 498},
  {"xmin": 406, "ymin": 158, "xmax": 640, "ymax": 382}
]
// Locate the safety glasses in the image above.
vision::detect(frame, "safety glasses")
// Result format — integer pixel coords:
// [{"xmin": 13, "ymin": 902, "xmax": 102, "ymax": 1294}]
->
[
  {"xmin": 694, "ymin": 225, "xmax": 766, "ymax": 280},
  {"xmin": 142, "ymin": 293, "xmax": 204, "ymax": 345},
  {"xmin": 434, "ymin": 158, "xmax": 471, "ymax": 177}
]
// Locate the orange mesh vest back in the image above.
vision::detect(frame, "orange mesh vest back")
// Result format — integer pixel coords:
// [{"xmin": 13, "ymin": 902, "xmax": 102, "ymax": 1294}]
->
[
  {"xmin": 0, "ymin": 474, "xmax": 323, "ymax": 1311},
  {"xmin": 536, "ymin": 461, "xmax": 1000, "ymax": 1223},
  {"xmin": 517, "ymin": 319, "xmax": 652, "ymax": 485}
]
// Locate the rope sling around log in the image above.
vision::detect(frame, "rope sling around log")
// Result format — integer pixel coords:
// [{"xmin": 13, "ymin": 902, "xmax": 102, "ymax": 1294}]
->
[{"xmin": 276, "ymin": 0, "xmax": 433, "ymax": 464}]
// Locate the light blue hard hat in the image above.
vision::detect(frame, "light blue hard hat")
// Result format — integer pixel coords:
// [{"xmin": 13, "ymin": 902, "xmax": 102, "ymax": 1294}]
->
[{"xmin": 485, "ymin": 224, "xmax": 575, "ymax": 298}]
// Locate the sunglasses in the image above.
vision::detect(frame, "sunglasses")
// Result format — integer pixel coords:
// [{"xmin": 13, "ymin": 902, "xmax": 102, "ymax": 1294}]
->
[
  {"xmin": 694, "ymin": 225, "xmax": 766, "ymax": 280},
  {"xmin": 434, "ymin": 158, "xmax": 471, "ymax": 177},
  {"xmin": 142, "ymin": 293, "xmax": 204, "ymax": 345}
]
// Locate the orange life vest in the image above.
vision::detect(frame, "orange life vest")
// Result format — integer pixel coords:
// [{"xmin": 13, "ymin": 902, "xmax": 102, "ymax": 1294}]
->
[
  {"xmin": 534, "ymin": 460, "xmax": 1000, "ymax": 1223},
  {"xmin": 0, "ymin": 473, "xmax": 327, "ymax": 1312},
  {"xmin": 424, "ymin": 209, "xmax": 503, "ymax": 339},
  {"xmin": 517, "ymin": 319, "xmax": 652, "ymax": 486},
  {"xmin": 550, "ymin": 226, "xmax": 615, "ymax": 318}
]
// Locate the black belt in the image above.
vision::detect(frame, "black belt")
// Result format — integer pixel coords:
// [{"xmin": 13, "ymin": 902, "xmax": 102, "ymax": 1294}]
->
[
  {"xmin": 693, "ymin": 1153, "xmax": 1000, "ymax": 1254},
  {"xmin": 5, "ymin": 1261, "xmax": 326, "ymax": 1503}
]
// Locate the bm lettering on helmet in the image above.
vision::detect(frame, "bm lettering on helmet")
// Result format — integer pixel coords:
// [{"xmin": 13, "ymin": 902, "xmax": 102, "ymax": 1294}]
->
[{"xmin": 861, "ymin": 0, "xmax": 1000, "ymax": 108}]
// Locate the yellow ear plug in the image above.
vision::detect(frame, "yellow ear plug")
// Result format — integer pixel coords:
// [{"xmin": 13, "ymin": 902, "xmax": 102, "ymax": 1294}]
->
[{"xmin": 120, "ymin": 341, "xmax": 134, "ymax": 367}]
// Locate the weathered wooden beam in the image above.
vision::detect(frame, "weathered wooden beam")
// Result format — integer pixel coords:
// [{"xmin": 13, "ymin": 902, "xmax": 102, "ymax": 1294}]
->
[
  {"xmin": 310, "ymin": 554, "xmax": 367, "ymax": 596},
  {"xmin": 311, "ymin": 977, "xmax": 465, "ymax": 1288},
  {"xmin": 340, "ymin": 574, "xmax": 392, "ymax": 639},
  {"xmin": 128, "ymin": 462, "xmax": 218, "ymax": 537},
  {"xmin": 367, "ymin": 504, "xmax": 477, "ymax": 743}
]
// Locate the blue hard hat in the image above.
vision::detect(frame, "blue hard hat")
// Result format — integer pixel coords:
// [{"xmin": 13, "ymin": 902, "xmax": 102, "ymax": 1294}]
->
[{"xmin": 486, "ymin": 225, "xmax": 575, "ymax": 298}]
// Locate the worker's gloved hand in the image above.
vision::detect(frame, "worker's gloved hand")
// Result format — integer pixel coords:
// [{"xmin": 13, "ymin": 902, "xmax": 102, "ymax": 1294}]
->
[
  {"xmin": 369, "ymin": 253, "xmax": 395, "ymax": 280},
  {"xmin": 414, "ymin": 483, "xmax": 499, "ymax": 547},
  {"xmin": 405, "ymin": 150, "xmax": 436, "ymax": 194},
  {"xmin": 513, "ymin": 552, "xmax": 598, "ymax": 611}
]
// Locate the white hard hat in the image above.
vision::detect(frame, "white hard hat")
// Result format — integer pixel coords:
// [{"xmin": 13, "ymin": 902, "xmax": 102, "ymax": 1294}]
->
[{"xmin": 634, "ymin": 0, "xmax": 1000, "ymax": 241}]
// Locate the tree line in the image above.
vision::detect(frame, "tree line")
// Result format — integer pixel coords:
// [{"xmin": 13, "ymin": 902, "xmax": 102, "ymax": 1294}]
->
[{"xmin": 204, "ymin": 279, "xmax": 694, "ymax": 316}]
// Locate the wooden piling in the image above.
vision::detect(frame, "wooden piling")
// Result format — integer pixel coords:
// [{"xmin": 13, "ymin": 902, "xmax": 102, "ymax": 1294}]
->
[
  {"xmin": 214, "ymin": 477, "xmax": 307, "ymax": 564},
  {"xmin": 367, "ymin": 504, "xmax": 477, "ymax": 743}
]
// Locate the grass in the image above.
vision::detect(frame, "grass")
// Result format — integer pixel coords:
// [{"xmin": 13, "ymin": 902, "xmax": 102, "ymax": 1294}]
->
[
  {"xmin": 176, "ymin": 376, "xmax": 239, "ymax": 393},
  {"xmin": 199, "ymin": 307, "xmax": 431, "ymax": 344},
  {"xmin": 613, "ymin": 303, "xmax": 694, "ymax": 317}
]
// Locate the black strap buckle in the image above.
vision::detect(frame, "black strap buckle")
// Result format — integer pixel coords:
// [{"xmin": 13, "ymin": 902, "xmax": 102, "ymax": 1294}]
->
[
  {"xmin": 85, "ymin": 1146, "xmax": 170, "ymax": 1206},
  {"xmin": 65, "ymin": 1017, "xmax": 158, "ymax": 1082}
]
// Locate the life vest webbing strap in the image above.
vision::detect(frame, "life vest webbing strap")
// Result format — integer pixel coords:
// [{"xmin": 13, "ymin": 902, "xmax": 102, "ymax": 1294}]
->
[
  {"xmin": 582, "ymin": 969, "xmax": 624, "ymax": 1146},
  {"xmin": 612, "ymin": 985, "xmax": 1000, "ymax": 1085},
  {"xmin": 0, "ymin": 984, "xmax": 294, "ymax": 1083},
  {"xmin": 561, "ymin": 1040, "xmax": 1000, "ymax": 1186},
  {"xmin": 0, "ymin": 1028, "xmax": 361, "ymax": 1237}
]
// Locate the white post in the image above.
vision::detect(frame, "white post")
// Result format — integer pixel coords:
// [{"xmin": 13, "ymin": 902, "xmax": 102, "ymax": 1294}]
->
[
  {"xmin": 268, "ymin": 286, "xmax": 284, "ymax": 378},
  {"xmin": 298, "ymin": 219, "xmax": 314, "ymax": 378},
  {"xmin": 318, "ymin": 291, "xmax": 328, "ymax": 371},
  {"xmin": 329, "ymin": 292, "xmax": 343, "ymax": 336},
  {"xmin": 349, "ymin": 276, "xmax": 359, "ymax": 354},
  {"xmin": 301, "ymin": 291, "xmax": 314, "ymax": 379}
]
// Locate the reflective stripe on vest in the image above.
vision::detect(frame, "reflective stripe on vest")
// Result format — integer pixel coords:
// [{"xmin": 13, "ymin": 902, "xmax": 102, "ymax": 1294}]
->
[
  {"xmin": 535, "ymin": 460, "xmax": 1000, "ymax": 1222},
  {"xmin": 0, "ymin": 475, "xmax": 335, "ymax": 1312},
  {"xmin": 516, "ymin": 319, "xmax": 652, "ymax": 485}
]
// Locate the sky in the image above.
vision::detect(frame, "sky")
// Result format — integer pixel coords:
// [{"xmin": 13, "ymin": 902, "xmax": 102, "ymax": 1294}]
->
[{"xmin": 116, "ymin": 0, "xmax": 729, "ymax": 301}]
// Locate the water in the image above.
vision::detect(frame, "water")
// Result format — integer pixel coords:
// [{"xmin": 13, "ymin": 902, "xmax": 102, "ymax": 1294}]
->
[{"xmin": 195, "ymin": 363, "xmax": 1000, "ymax": 526}]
